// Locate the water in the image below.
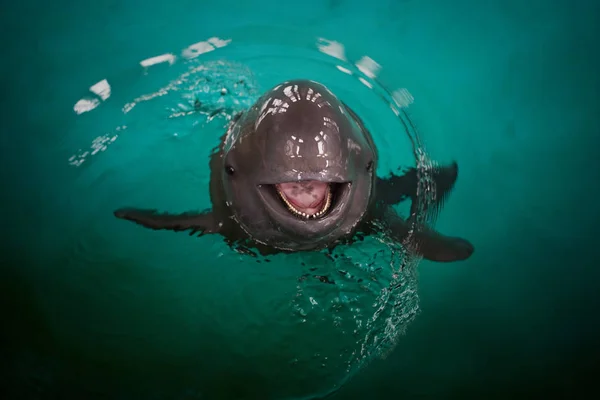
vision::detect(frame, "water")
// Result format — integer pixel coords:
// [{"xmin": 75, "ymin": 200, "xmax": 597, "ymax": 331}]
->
[
  {"xmin": 3, "ymin": 34, "xmax": 432, "ymax": 399},
  {"xmin": 1, "ymin": 0, "xmax": 599, "ymax": 399}
]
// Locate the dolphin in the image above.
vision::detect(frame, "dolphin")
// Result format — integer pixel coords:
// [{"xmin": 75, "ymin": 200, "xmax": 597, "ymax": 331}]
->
[{"xmin": 114, "ymin": 79, "xmax": 474, "ymax": 262}]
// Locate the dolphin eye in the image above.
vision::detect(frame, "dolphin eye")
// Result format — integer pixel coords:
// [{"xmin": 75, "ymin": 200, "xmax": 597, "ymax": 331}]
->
[
  {"xmin": 225, "ymin": 165, "xmax": 235, "ymax": 175},
  {"xmin": 366, "ymin": 160, "xmax": 373, "ymax": 172}
]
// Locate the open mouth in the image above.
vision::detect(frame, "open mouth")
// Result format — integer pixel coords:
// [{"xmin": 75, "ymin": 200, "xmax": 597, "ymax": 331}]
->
[
  {"xmin": 275, "ymin": 181, "xmax": 331, "ymax": 219},
  {"xmin": 257, "ymin": 180, "xmax": 352, "ymax": 222},
  {"xmin": 261, "ymin": 180, "xmax": 351, "ymax": 220}
]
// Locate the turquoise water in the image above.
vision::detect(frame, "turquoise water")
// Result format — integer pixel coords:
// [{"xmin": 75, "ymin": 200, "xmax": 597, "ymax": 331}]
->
[{"xmin": 1, "ymin": 0, "xmax": 599, "ymax": 399}]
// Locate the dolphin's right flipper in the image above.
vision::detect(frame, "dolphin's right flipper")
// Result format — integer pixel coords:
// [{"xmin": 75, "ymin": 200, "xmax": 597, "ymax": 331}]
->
[
  {"xmin": 114, "ymin": 208, "xmax": 221, "ymax": 236},
  {"xmin": 380, "ymin": 206, "xmax": 474, "ymax": 262},
  {"xmin": 376, "ymin": 162, "xmax": 459, "ymax": 207}
]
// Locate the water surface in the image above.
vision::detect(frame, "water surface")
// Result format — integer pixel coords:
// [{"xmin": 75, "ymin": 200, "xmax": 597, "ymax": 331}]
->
[{"xmin": 1, "ymin": 0, "xmax": 599, "ymax": 399}]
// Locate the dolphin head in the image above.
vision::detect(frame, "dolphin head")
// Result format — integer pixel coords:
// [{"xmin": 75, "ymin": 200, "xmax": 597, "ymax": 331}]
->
[{"xmin": 220, "ymin": 80, "xmax": 377, "ymax": 251}]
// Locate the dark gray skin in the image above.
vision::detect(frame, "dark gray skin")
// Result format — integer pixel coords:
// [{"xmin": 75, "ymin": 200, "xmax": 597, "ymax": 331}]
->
[{"xmin": 114, "ymin": 80, "xmax": 474, "ymax": 262}]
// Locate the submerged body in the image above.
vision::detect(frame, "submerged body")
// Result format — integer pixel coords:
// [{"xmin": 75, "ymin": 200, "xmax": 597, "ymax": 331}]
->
[{"xmin": 115, "ymin": 80, "xmax": 474, "ymax": 262}]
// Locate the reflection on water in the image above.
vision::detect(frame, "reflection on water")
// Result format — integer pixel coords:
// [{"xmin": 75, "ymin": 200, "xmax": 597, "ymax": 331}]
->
[
  {"xmin": 182, "ymin": 37, "xmax": 232, "ymax": 59},
  {"xmin": 59, "ymin": 32, "xmax": 442, "ymax": 399},
  {"xmin": 68, "ymin": 127, "xmax": 122, "ymax": 167},
  {"xmin": 317, "ymin": 37, "xmax": 347, "ymax": 61},
  {"xmin": 73, "ymin": 97, "xmax": 101, "ymax": 115},
  {"xmin": 355, "ymin": 55, "xmax": 381, "ymax": 79},
  {"xmin": 392, "ymin": 88, "xmax": 415, "ymax": 108},
  {"xmin": 73, "ymin": 79, "xmax": 112, "ymax": 115},
  {"xmin": 140, "ymin": 53, "xmax": 176, "ymax": 68},
  {"xmin": 68, "ymin": 34, "xmax": 417, "ymax": 171}
]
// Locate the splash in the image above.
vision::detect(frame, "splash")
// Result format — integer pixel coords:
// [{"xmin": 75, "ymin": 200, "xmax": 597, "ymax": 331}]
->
[
  {"xmin": 68, "ymin": 58, "xmax": 259, "ymax": 168},
  {"xmin": 68, "ymin": 126, "xmax": 124, "ymax": 167},
  {"xmin": 289, "ymin": 232, "xmax": 422, "ymax": 376},
  {"xmin": 121, "ymin": 60, "xmax": 258, "ymax": 118},
  {"xmin": 63, "ymin": 32, "xmax": 443, "ymax": 400}
]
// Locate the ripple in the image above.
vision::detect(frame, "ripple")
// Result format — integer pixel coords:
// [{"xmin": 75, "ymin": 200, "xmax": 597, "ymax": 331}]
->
[{"xmin": 61, "ymin": 25, "xmax": 444, "ymax": 400}]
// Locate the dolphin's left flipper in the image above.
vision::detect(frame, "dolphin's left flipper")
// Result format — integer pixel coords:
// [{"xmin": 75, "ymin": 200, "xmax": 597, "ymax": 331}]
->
[
  {"xmin": 380, "ymin": 206, "xmax": 474, "ymax": 262},
  {"xmin": 114, "ymin": 208, "xmax": 221, "ymax": 236},
  {"xmin": 376, "ymin": 161, "xmax": 459, "ymax": 207}
]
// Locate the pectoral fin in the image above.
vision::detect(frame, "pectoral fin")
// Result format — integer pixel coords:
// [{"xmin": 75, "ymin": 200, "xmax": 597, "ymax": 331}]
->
[
  {"xmin": 381, "ymin": 206, "xmax": 474, "ymax": 262},
  {"xmin": 376, "ymin": 161, "xmax": 459, "ymax": 207},
  {"xmin": 114, "ymin": 208, "xmax": 220, "ymax": 236}
]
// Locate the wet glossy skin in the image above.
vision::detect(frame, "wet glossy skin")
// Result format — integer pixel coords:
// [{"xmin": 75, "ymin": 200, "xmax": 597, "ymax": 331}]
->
[
  {"xmin": 114, "ymin": 79, "xmax": 474, "ymax": 262},
  {"xmin": 220, "ymin": 80, "xmax": 377, "ymax": 251}
]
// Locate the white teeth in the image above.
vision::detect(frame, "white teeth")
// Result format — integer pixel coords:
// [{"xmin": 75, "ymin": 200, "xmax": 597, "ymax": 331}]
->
[{"xmin": 276, "ymin": 186, "xmax": 332, "ymax": 219}]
